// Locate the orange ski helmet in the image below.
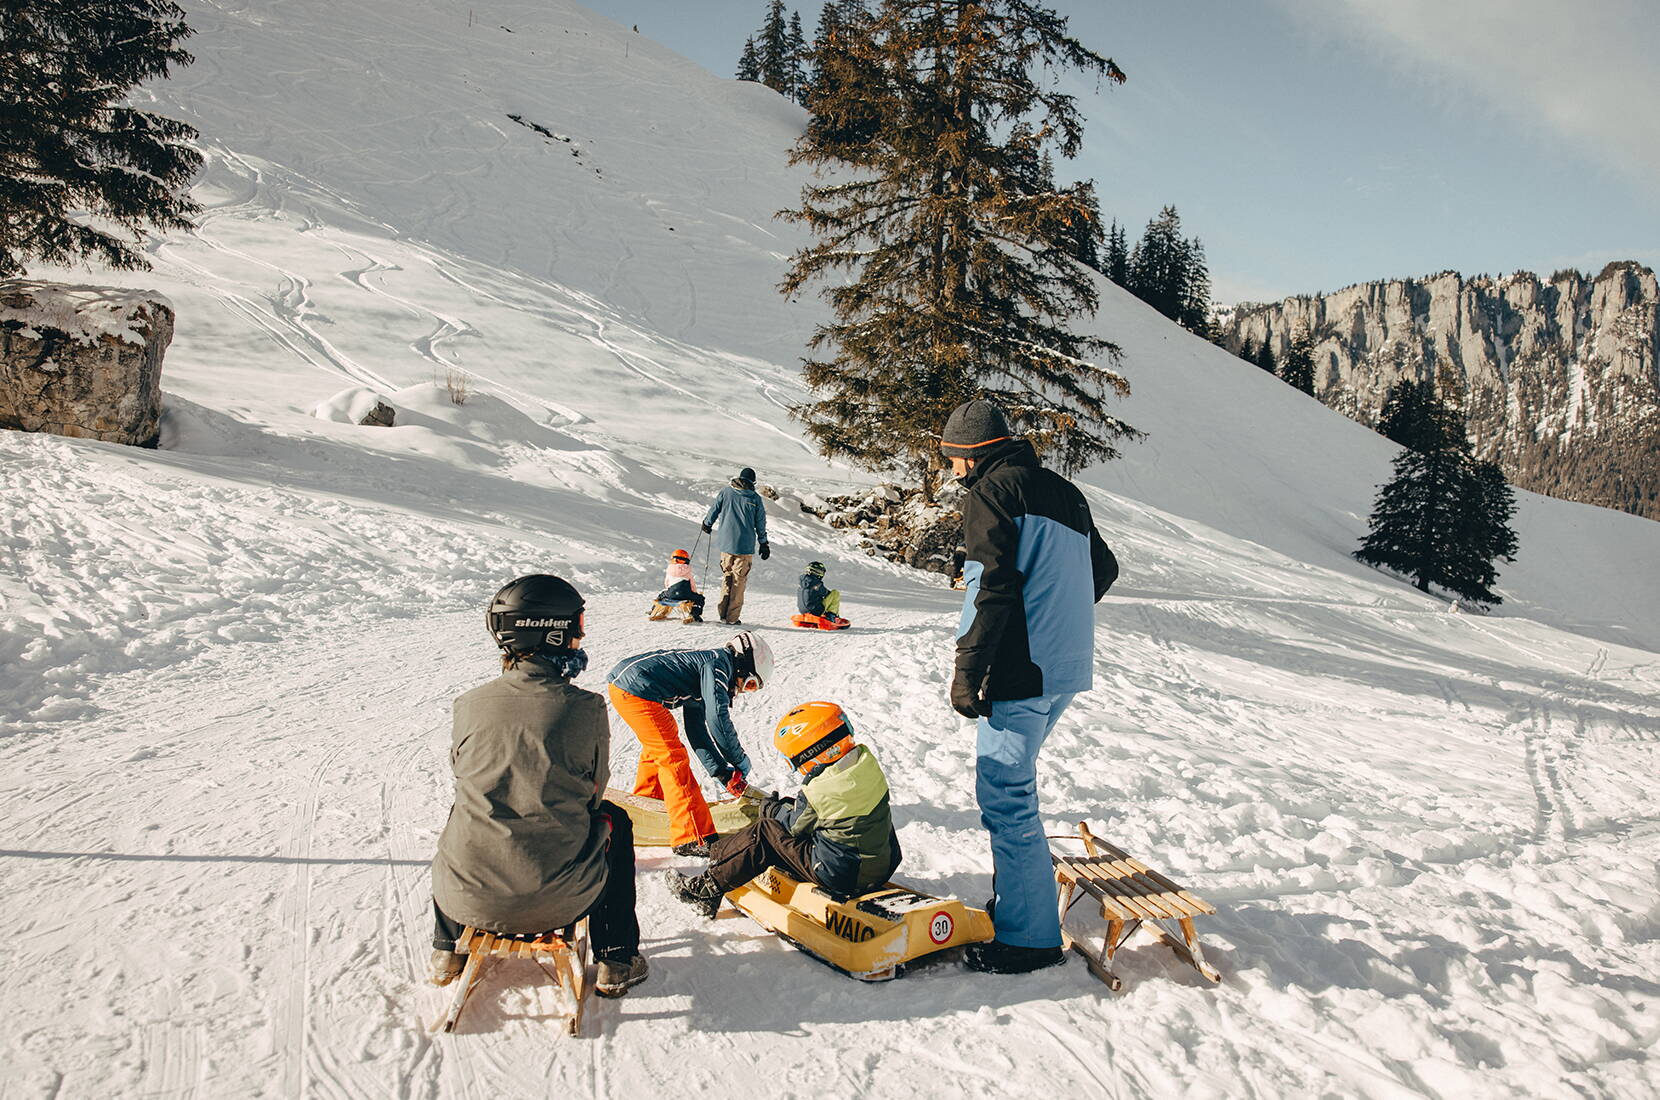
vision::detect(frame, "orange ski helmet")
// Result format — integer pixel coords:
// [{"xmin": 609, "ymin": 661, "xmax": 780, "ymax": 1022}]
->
[
  {"xmin": 773, "ymin": 701, "xmax": 856, "ymax": 775},
  {"xmin": 671, "ymin": 548, "xmax": 692, "ymax": 563}
]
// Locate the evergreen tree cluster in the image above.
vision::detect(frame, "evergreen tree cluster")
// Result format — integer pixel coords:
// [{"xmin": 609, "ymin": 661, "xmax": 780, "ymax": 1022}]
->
[
  {"xmin": 780, "ymin": 0, "xmax": 1135, "ymax": 490},
  {"xmin": 1356, "ymin": 378, "xmax": 1519, "ymax": 606},
  {"xmin": 0, "ymin": 0, "xmax": 203, "ymax": 276},
  {"xmin": 1232, "ymin": 326, "xmax": 1316, "ymax": 394},
  {"xmin": 1105, "ymin": 206, "xmax": 1211, "ymax": 337},
  {"xmin": 737, "ymin": 0, "xmax": 868, "ymax": 107}
]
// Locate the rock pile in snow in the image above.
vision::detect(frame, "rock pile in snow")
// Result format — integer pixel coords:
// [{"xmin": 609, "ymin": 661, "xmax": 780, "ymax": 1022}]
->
[
  {"xmin": 0, "ymin": 281, "xmax": 174, "ymax": 447},
  {"xmin": 801, "ymin": 481, "xmax": 965, "ymax": 576}
]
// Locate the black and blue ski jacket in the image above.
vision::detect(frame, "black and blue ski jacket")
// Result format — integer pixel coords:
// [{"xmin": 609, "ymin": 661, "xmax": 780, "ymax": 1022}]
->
[{"xmin": 955, "ymin": 439, "xmax": 1117, "ymax": 704}]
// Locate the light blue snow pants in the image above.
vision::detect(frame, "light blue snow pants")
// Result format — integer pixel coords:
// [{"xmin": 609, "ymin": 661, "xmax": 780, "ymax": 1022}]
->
[{"xmin": 976, "ymin": 692, "xmax": 1075, "ymax": 948}]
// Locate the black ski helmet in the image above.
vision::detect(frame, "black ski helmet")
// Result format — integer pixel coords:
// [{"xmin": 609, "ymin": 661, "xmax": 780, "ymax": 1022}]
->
[{"xmin": 486, "ymin": 574, "xmax": 585, "ymax": 656}]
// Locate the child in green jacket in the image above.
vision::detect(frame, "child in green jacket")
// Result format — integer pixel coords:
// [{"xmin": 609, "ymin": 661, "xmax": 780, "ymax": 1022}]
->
[{"xmin": 667, "ymin": 701, "xmax": 901, "ymax": 914}]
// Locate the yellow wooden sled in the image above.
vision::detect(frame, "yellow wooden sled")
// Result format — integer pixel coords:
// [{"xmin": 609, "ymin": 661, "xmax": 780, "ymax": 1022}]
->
[
  {"xmin": 724, "ymin": 867, "xmax": 993, "ymax": 981},
  {"xmin": 605, "ymin": 786, "xmax": 764, "ymax": 847}
]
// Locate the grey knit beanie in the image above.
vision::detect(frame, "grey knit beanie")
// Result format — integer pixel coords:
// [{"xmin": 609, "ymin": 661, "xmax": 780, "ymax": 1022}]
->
[{"xmin": 939, "ymin": 399, "xmax": 1011, "ymax": 457}]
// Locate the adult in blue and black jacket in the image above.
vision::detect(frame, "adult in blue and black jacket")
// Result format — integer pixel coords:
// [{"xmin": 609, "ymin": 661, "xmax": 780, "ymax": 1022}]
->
[{"xmin": 941, "ymin": 399, "xmax": 1117, "ymax": 975}]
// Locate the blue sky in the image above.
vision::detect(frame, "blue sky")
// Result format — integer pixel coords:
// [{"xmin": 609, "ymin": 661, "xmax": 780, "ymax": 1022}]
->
[{"xmin": 587, "ymin": 0, "xmax": 1659, "ymax": 304}]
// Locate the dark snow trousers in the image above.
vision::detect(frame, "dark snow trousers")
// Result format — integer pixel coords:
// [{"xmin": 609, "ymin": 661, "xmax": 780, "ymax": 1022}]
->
[
  {"xmin": 705, "ymin": 813, "xmax": 819, "ymax": 893},
  {"xmin": 432, "ymin": 800, "xmax": 640, "ymax": 961}
]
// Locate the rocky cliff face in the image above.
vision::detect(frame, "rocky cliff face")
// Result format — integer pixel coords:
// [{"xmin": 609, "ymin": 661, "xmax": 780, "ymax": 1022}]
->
[{"xmin": 1225, "ymin": 262, "xmax": 1659, "ymax": 520}]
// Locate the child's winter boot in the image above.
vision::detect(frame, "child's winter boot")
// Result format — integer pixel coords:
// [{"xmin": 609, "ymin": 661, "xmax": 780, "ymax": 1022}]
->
[{"xmin": 665, "ymin": 869, "xmax": 724, "ymax": 918}]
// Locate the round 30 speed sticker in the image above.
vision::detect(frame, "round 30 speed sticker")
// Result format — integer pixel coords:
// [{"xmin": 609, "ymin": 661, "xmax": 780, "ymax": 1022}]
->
[{"xmin": 929, "ymin": 911, "xmax": 954, "ymax": 944}]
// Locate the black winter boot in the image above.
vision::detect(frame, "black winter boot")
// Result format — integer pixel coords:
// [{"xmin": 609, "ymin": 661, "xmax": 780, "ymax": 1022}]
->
[
  {"xmin": 665, "ymin": 870, "xmax": 723, "ymax": 918},
  {"xmin": 964, "ymin": 940, "xmax": 1066, "ymax": 974}
]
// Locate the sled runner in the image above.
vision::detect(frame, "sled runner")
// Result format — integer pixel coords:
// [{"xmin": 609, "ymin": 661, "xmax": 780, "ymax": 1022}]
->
[
  {"xmin": 605, "ymin": 786, "xmax": 765, "ymax": 847},
  {"xmin": 789, "ymin": 612, "xmax": 851, "ymax": 630},
  {"xmin": 1052, "ymin": 822, "xmax": 1219, "ymax": 991},
  {"xmin": 724, "ymin": 867, "xmax": 993, "ymax": 981},
  {"xmin": 437, "ymin": 922, "xmax": 590, "ymax": 1036}
]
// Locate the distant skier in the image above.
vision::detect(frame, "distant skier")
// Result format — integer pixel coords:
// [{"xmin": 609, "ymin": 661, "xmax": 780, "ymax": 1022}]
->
[
  {"xmin": 940, "ymin": 399, "xmax": 1117, "ymax": 974},
  {"xmin": 606, "ymin": 633, "xmax": 773, "ymax": 853},
  {"xmin": 793, "ymin": 560, "xmax": 849, "ymax": 628},
  {"xmin": 648, "ymin": 547, "xmax": 705, "ymax": 623},
  {"xmin": 428, "ymin": 575, "xmax": 648, "ymax": 998},
  {"xmin": 667, "ymin": 701, "xmax": 901, "ymax": 915},
  {"xmin": 701, "ymin": 466, "xmax": 769, "ymax": 625}
]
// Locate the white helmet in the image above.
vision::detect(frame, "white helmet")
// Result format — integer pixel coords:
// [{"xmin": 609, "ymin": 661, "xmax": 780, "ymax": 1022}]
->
[{"xmin": 727, "ymin": 631, "xmax": 774, "ymax": 690}]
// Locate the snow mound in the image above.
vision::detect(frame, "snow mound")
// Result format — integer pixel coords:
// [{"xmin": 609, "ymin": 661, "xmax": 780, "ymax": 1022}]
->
[{"xmin": 311, "ymin": 385, "xmax": 393, "ymax": 425}]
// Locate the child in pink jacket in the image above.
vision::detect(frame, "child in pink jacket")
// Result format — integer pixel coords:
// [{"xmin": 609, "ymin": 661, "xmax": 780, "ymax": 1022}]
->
[{"xmin": 648, "ymin": 548, "xmax": 705, "ymax": 623}]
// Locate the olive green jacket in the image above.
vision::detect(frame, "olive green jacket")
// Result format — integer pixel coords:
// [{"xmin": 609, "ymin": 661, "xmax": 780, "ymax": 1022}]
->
[
  {"xmin": 430, "ymin": 663, "xmax": 610, "ymax": 933},
  {"xmin": 776, "ymin": 744, "xmax": 901, "ymax": 894}
]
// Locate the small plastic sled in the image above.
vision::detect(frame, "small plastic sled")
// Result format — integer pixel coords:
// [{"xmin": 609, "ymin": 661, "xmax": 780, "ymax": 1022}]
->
[
  {"xmin": 436, "ymin": 922, "xmax": 589, "ymax": 1036},
  {"xmin": 605, "ymin": 786, "xmax": 765, "ymax": 847},
  {"xmin": 790, "ymin": 613, "xmax": 851, "ymax": 631},
  {"xmin": 724, "ymin": 867, "xmax": 993, "ymax": 981}
]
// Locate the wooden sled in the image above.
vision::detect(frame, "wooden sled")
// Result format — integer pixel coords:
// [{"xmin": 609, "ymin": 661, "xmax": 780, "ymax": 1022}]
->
[
  {"xmin": 605, "ymin": 786, "xmax": 764, "ymax": 847},
  {"xmin": 790, "ymin": 612, "xmax": 851, "ymax": 631},
  {"xmin": 724, "ymin": 867, "xmax": 993, "ymax": 981},
  {"xmin": 1052, "ymin": 822, "xmax": 1220, "ymax": 991},
  {"xmin": 437, "ymin": 921, "xmax": 590, "ymax": 1035}
]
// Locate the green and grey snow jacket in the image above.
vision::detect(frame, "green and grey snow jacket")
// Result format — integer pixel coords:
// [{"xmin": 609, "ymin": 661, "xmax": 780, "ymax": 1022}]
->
[
  {"xmin": 431, "ymin": 661, "xmax": 611, "ymax": 933},
  {"xmin": 772, "ymin": 744, "xmax": 901, "ymax": 895}
]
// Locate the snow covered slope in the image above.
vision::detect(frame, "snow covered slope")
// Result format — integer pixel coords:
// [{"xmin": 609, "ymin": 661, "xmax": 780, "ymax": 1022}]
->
[{"xmin": 2, "ymin": 1, "xmax": 1658, "ymax": 1097}]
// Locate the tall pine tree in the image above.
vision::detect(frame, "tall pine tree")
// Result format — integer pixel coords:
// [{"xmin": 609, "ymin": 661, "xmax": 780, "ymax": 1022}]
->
[
  {"xmin": 1280, "ymin": 327, "xmax": 1316, "ymax": 394},
  {"xmin": 757, "ymin": 0, "xmax": 793, "ymax": 96},
  {"xmin": 1127, "ymin": 206, "xmax": 1186, "ymax": 321},
  {"xmin": 785, "ymin": 12, "xmax": 808, "ymax": 104},
  {"xmin": 780, "ymin": 0, "xmax": 1135, "ymax": 488},
  {"xmin": 1356, "ymin": 386, "xmax": 1518, "ymax": 605},
  {"xmin": 0, "ymin": 0, "xmax": 203, "ymax": 275},
  {"xmin": 1104, "ymin": 218, "xmax": 1128, "ymax": 286},
  {"xmin": 736, "ymin": 36, "xmax": 762, "ymax": 81}
]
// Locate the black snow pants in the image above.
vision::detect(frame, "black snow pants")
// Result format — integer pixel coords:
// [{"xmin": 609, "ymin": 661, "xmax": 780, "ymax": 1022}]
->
[
  {"xmin": 705, "ymin": 813, "xmax": 821, "ymax": 893},
  {"xmin": 432, "ymin": 799, "xmax": 640, "ymax": 961}
]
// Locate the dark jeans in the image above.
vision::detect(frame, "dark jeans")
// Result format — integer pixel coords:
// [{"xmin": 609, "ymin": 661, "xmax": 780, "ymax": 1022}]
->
[
  {"xmin": 433, "ymin": 799, "xmax": 640, "ymax": 961},
  {"xmin": 706, "ymin": 813, "xmax": 819, "ymax": 892}
]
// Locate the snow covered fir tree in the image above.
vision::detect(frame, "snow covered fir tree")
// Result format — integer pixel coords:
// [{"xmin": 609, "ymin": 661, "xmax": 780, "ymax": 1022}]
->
[{"xmin": 3, "ymin": 2, "xmax": 1659, "ymax": 1095}]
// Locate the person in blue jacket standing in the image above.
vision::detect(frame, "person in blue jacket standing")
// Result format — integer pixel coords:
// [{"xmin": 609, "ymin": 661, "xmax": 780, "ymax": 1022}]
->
[
  {"xmin": 940, "ymin": 399, "xmax": 1118, "ymax": 974},
  {"xmin": 702, "ymin": 466, "xmax": 769, "ymax": 625}
]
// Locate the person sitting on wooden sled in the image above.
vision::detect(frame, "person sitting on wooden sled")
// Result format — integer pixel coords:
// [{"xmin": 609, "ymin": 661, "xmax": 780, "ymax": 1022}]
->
[
  {"xmin": 795, "ymin": 561, "xmax": 848, "ymax": 627},
  {"xmin": 607, "ymin": 633, "xmax": 772, "ymax": 853},
  {"xmin": 666, "ymin": 701, "xmax": 901, "ymax": 916},
  {"xmin": 648, "ymin": 547, "xmax": 705, "ymax": 623},
  {"xmin": 428, "ymin": 575, "xmax": 648, "ymax": 998}
]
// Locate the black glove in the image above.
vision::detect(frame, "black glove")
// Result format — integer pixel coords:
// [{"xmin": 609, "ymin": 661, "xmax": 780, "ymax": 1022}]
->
[
  {"xmin": 758, "ymin": 541, "xmax": 770, "ymax": 561},
  {"xmin": 950, "ymin": 666, "xmax": 993, "ymax": 720},
  {"xmin": 701, "ymin": 523, "xmax": 712, "ymax": 534}
]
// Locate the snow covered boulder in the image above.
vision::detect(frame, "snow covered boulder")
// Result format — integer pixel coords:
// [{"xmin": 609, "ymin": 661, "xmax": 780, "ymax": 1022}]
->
[
  {"xmin": 313, "ymin": 386, "xmax": 396, "ymax": 427},
  {"xmin": 0, "ymin": 281, "xmax": 174, "ymax": 447}
]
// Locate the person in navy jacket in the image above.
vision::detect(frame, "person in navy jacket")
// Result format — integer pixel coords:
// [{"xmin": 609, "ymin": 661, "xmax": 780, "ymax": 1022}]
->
[{"xmin": 940, "ymin": 399, "xmax": 1117, "ymax": 974}]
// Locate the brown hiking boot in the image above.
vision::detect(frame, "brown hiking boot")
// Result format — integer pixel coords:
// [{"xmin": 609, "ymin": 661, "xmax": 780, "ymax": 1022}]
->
[
  {"xmin": 595, "ymin": 953, "xmax": 649, "ymax": 998},
  {"xmin": 428, "ymin": 949, "xmax": 466, "ymax": 986}
]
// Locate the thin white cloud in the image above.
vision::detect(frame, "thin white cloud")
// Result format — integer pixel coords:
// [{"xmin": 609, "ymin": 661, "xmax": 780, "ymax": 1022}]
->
[{"xmin": 1274, "ymin": 0, "xmax": 1660, "ymax": 199}]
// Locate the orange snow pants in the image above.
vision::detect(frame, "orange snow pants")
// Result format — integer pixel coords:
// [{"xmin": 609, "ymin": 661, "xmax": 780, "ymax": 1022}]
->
[{"xmin": 608, "ymin": 684, "xmax": 716, "ymax": 847}]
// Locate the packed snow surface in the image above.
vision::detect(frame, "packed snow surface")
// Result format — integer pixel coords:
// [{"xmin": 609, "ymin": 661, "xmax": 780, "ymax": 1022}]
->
[{"xmin": 2, "ymin": 2, "xmax": 1657, "ymax": 1098}]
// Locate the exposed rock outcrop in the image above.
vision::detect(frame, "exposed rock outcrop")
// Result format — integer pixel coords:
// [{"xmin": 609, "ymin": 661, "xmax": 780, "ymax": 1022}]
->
[
  {"xmin": 0, "ymin": 281, "xmax": 174, "ymax": 447},
  {"xmin": 1225, "ymin": 262, "xmax": 1659, "ymax": 520},
  {"xmin": 800, "ymin": 482, "xmax": 964, "ymax": 576}
]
